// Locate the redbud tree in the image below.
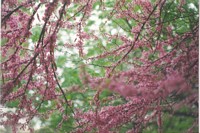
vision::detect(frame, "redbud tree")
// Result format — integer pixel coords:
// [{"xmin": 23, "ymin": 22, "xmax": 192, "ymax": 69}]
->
[{"xmin": 1, "ymin": 0, "xmax": 198, "ymax": 132}]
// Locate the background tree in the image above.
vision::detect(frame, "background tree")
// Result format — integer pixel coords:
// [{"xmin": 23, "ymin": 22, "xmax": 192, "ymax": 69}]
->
[{"xmin": 1, "ymin": 0, "xmax": 198, "ymax": 132}]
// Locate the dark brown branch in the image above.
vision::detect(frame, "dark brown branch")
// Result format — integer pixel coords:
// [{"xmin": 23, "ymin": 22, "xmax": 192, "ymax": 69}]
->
[
  {"xmin": 1, "ymin": 5, "xmax": 23, "ymax": 25},
  {"xmin": 109, "ymin": 0, "xmax": 162, "ymax": 77}
]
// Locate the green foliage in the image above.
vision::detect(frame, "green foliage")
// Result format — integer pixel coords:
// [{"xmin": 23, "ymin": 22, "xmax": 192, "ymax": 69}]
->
[
  {"xmin": 31, "ymin": 26, "xmax": 41, "ymax": 43},
  {"xmin": 6, "ymin": 100, "xmax": 19, "ymax": 108},
  {"xmin": 35, "ymin": 127, "xmax": 55, "ymax": 133},
  {"xmin": 56, "ymin": 56, "xmax": 67, "ymax": 68},
  {"xmin": 61, "ymin": 68, "xmax": 81, "ymax": 87}
]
